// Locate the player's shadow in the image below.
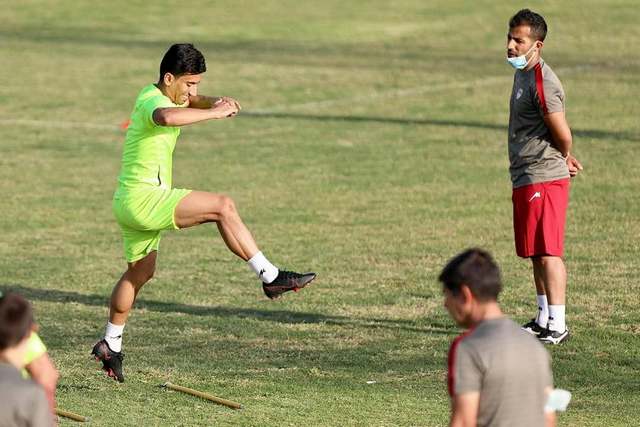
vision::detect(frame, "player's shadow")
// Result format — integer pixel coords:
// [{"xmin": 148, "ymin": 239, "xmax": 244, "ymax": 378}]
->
[
  {"xmin": 3, "ymin": 285, "xmax": 454, "ymax": 335},
  {"xmin": 244, "ymin": 111, "xmax": 639, "ymax": 142}
]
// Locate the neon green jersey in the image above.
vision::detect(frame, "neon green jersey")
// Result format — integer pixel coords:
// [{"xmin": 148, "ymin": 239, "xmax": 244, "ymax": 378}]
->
[
  {"xmin": 116, "ymin": 84, "xmax": 182, "ymax": 194},
  {"xmin": 22, "ymin": 332, "xmax": 47, "ymax": 378},
  {"xmin": 24, "ymin": 332, "xmax": 47, "ymax": 365}
]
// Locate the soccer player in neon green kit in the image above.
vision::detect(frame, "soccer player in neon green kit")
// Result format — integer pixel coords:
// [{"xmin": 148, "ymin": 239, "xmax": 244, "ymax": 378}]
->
[{"xmin": 92, "ymin": 44, "xmax": 316, "ymax": 382}]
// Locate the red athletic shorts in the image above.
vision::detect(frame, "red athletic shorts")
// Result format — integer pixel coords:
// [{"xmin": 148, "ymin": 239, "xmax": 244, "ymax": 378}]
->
[{"xmin": 512, "ymin": 178, "xmax": 570, "ymax": 258}]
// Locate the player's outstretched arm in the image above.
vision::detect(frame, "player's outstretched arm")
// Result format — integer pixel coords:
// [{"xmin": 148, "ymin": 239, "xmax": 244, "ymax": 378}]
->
[{"xmin": 153, "ymin": 100, "xmax": 238, "ymax": 127}]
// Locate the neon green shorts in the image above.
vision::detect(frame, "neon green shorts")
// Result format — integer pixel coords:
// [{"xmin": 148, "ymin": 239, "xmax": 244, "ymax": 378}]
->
[{"xmin": 113, "ymin": 187, "xmax": 192, "ymax": 262}]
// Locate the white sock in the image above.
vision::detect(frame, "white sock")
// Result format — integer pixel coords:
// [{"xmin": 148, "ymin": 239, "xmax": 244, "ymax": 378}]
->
[
  {"xmin": 248, "ymin": 251, "xmax": 279, "ymax": 283},
  {"xmin": 548, "ymin": 305, "xmax": 566, "ymax": 332},
  {"xmin": 104, "ymin": 322, "xmax": 125, "ymax": 352},
  {"xmin": 535, "ymin": 294, "xmax": 549, "ymax": 328}
]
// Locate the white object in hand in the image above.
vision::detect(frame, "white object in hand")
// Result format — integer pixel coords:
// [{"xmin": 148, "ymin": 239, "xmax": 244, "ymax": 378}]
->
[{"xmin": 545, "ymin": 388, "xmax": 572, "ymax": 413}]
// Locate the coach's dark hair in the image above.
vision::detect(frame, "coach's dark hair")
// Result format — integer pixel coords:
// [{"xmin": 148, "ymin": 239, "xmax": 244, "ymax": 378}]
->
[
  {"xmin": 438, "ymin": 248, "xmax": 502, "ymax": 302},
  {"xmin": 0, "ymin": 292, "xmax": 34, "ymax": 351},
  {"xmin": 159, "ymin": 43, "xmax": 206, "ymax": 82},
  {"xmin": 509, "ymin": 9, "xmax": 548, "ymax": 42}
]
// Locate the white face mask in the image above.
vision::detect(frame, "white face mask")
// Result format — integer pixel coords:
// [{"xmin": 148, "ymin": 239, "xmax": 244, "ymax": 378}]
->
[{"xmin": 506, "ymin": 44, "xmax": 537, "ymax": 70}]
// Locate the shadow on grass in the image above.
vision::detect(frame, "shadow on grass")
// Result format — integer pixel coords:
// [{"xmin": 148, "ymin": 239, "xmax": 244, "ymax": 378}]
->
[
  {"xmin": 2, "ymin": 284, "xmax": 454, "ymax": 335},
  {"xmin": 0, "ymin": 31, "xmax": 468, "ymax": 70},
  {"xmin": 243, "ymin": 111, "xmax": 639, "ymax": 142}
]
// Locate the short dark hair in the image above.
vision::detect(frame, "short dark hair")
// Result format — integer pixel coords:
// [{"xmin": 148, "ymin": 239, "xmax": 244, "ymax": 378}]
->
[
  {"xmin": 509, "ymin": 9, "xmax": 548, "ymax": 42},
  {"xmin": 438, "ymin": 248, "xmax": 502, "ymax": 302},
  {"xmin": 159, "ymin": 43, "xmax": 207, "ymax": 82},
  {"xmin": 0, "ymin": 292, "xmax": 34, "ymax": 351}
]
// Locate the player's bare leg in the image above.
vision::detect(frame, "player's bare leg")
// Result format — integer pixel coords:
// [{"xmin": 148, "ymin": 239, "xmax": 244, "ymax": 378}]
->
[
  {"xmin": 174, "ymin": 191, "xmax": 315, "ymax": 298},
  {"xmin": 92, "ymin": 251, "xmax": 157, "ymax": 382},
  {"xmin": 175, "ymin": 191, "xmax": 257, "ymax": 260},
  {"xmin": 109, "ymin": 251, "xmax": 158, "ymax": 325}
]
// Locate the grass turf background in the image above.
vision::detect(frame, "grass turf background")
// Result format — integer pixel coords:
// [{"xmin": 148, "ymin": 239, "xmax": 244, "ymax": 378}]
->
[{"xmin": 1, "ymin": 1, "xmax": 639, "ymax": 425}]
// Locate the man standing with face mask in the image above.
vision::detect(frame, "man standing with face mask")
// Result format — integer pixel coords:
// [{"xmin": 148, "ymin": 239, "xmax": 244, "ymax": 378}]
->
[{"xmin": 506, "ymin": 10, "xmax": 582, "ymax": 345}]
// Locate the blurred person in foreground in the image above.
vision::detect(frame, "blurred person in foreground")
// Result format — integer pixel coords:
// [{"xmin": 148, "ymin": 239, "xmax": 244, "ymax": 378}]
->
[
  {"xmin": 440, "ymin": 249, "xmax": 555, "ymax": 427},
  {"xmin": 0, "ymin": 292, "xmax": 54, "ymax": 427},
  {"xmin": 24, "ymin": 332, "xmax": 59, "ymax": 418}
]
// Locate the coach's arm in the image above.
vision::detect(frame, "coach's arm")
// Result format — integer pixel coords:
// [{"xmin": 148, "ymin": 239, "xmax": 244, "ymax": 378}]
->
[
  {"xmin": 544, "ymin": 111, "xmax": 583, "ymax": 177},
  {"xmin": 449, "ymin": 392, "xmax": 479, "ymax": 427}
]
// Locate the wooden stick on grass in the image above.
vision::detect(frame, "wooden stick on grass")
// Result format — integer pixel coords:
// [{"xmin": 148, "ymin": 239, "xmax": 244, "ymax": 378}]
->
[
  {"xmin": 55, "ymin": 408, "xmax": 90, "ymax": 422},
  {"xmin": 161, "ymin": 382, "xmax": 243, "ymax": 410}
]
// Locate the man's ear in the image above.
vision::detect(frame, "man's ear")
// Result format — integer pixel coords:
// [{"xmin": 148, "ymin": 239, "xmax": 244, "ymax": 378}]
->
[
  {"xmin": 163, "ymin": 72, "xmax": 175, "ymax": 86},
  {"xmin": 535, "ymin": 40, "xmax": 544, "ymax": 50},
  {"xmin": 460, "ymin": 284, "xmax": 474, "ymax": 305}
]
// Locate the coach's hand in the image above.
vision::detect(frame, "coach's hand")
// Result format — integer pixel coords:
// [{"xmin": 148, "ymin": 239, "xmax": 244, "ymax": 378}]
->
[{"xmin": 566, "ymin": 155, "xmax": 583, "ymax": 177}]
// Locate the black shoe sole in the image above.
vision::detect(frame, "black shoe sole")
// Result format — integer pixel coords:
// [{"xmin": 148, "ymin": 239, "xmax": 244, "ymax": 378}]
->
[
  {"xmin": 264, "ymin": 273, "xmax": 316, "ymax": 299},
  {"xmin": 539, "ymin": 331, "xmax": 570, "ymax": 345}
]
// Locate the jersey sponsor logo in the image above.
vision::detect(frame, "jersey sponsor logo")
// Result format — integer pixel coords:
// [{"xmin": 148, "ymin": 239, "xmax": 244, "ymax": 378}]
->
[
  {"xmin": 516, "ymin": 87, "xmax": 524, "ymax": 100},
  {"xmin": 529, "ymin": 191, "xmax": 542, "ymax": 202}
]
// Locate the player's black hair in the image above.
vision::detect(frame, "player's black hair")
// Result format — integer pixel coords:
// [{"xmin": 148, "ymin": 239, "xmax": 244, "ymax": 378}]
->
[
  {"xmin": 509, "ymin": 9, "xmax": 548, "ymax": 42},
  {"xmin": 438, "ymin": 248, "xmax": 502, "ymax": 302},
  {"xmin": 158, "ymin": 43, "xmax": 207, "ymax": 82},
  {"xmin": 0, "ymin": 292, "xmax": 34, "ymax": 351}
]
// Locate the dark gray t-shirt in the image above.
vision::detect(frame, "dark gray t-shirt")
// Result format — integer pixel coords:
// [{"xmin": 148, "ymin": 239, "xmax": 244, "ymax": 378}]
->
[
  {"xmin": 448, "ymin": 317, "xmax": 552, "ymax": 427},
  {"xmin": 0, "ymin": 363, "xmax": 52, "ymax": 427},
  {"xmin": 508, "ymin": 59, "xmax": 570, "ymax": 188}
]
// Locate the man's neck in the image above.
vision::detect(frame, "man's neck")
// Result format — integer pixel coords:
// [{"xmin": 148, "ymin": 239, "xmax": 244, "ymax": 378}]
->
[
  {"xmin": 155, "ymin": 82, "xmax": 168, "ymax": 97},
  {"xmin": 468, "ymin": 302, "xmax": 503, "ymax": 327},
  {"xmin": 524, "ymin": 55, "xmax": 542, "ymax": 72},
  {"xmin": 0, "ymin": 349, "xmax": 24, "ymax": 370}
]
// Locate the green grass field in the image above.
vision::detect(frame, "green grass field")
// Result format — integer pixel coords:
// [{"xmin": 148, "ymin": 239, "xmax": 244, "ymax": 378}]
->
[{"xmin": 1, "ymin": 1, "xmax": 639, "ymax": 425}]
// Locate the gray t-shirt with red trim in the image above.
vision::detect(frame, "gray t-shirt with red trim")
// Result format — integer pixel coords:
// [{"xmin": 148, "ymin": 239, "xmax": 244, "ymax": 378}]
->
[
  {"xmin": 448, "ymin": 318, "xmax": 552, "ymax": 427},
  {"xmin": 508, "ymin": 59, "xmax": 570, "ymax": 188},
  {"xmin": 0, "ymin": 363, "xmax": 53, "ymax": 427}
]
